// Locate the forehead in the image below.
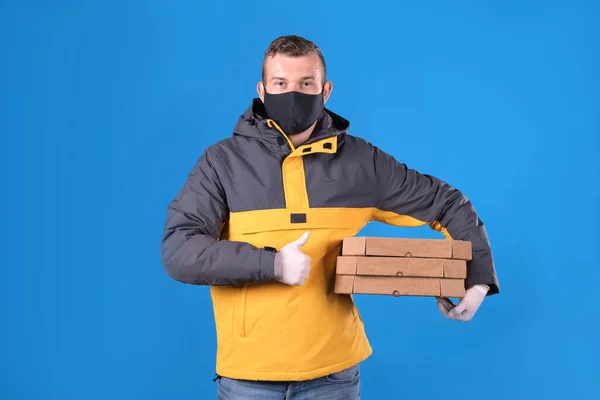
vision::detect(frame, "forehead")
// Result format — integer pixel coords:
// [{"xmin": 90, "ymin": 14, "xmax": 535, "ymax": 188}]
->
[{"xmin": 264, "ymin": 53, "xmax": 324, "ymax": 81}]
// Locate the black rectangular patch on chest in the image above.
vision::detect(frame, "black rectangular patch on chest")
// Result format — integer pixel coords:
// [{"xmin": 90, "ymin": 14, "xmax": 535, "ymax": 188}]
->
[{"xmin": 290, "ymin": 213, "xmax": 307, "ymax": 223}]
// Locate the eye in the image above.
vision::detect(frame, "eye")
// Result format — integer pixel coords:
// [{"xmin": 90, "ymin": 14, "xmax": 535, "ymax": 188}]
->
[{"xmin": 303, "ymin": 81, "xmax": 313, "ymax": 86}]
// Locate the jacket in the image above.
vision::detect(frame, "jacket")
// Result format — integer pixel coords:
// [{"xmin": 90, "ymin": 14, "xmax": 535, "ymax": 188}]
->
[{"xmin": 160, "ymin": 98, "xmax": 500, "ymax": 381}]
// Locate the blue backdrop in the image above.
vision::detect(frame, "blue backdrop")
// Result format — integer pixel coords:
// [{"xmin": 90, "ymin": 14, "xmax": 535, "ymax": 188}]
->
[{"xmin": 2, "ymin": 1, "xmax": 599, "ymax": 399}]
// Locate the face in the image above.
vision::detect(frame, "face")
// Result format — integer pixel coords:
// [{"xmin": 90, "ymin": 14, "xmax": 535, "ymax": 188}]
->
[{"xmin": 257, "ymin": 53, "xmax": 333, "ymax": 102}]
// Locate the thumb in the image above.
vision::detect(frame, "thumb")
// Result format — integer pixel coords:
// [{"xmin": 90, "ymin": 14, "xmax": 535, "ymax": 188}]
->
[
  {"xmin": 448, "ymin": 300, "xmax": 467, "ymax": 319},
  {"xmin": 436, "ymin": 299, "xmax": 451, "ymax": 318},
  {"xmin": 292, "ymin": 231, "xmax": 310, "ymax": 248}
]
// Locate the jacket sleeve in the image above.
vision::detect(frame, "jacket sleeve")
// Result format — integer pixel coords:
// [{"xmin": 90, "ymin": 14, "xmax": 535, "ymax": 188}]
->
[
  {"xmin": 371, "ymin": 146, "xmax": 500, "ymax": 295},
  {"xmin": 160, "ymin": 149, "xmax": 276, "ymax": 286}
]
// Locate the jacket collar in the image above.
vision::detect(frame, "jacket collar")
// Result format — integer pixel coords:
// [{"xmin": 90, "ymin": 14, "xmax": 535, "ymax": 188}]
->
[{"xmin": 232, "ymin": 98, "xmax": 349, "ymax": 153}]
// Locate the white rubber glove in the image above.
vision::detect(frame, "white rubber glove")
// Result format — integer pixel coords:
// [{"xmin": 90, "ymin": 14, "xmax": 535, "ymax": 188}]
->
[
  {"xmin": 436, "ymin": 284, "xmax": 489, "ymax": 322},
  {"xmin": 273, "ymin": 232, "xmax": 312, "ymax": 286}
]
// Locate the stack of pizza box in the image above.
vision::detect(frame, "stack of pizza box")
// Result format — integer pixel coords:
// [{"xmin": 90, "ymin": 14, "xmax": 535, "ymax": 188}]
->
[{"xmin": 334, "ymin": 237, "xmax": 472, "ymax": 298}]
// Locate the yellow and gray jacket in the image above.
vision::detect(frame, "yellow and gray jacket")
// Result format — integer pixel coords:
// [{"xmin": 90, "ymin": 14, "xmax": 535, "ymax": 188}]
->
[{"xmin": 160, "ymin": 98, "xmax": 499, "ymax": 381}]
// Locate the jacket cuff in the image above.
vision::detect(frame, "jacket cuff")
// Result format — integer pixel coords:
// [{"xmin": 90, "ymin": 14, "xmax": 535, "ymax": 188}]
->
[{"xmin": 259, "ymin": 248, "xmax": 277, "ymax": 281}]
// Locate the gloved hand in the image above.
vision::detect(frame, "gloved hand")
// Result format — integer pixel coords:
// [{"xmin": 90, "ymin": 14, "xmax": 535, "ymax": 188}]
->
[
  {"xmin": 436, "ymin": 284, "xmax": 489, "ymax": 322},
  {"xmin": 273, "ymin": 232, "xmax": 312, "ymax": 286}
]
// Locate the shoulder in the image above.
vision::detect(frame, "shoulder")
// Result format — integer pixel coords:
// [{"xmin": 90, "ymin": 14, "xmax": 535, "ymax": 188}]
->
[
  {"xmin": 200, "ymin": 137, "xmax": 241, "ymax": 164},
  {"xmin": 342, "ymin": 133, "xmax": 384, "ymax": 157},
  {"xmin": 342, "ymin": 133, "xmax": 405, "ymax": 171}
]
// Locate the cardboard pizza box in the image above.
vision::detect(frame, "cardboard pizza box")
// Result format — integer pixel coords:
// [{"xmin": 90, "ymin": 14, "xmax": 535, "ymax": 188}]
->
[
  {"xmin": 334, "ymin": 236, "xmax": 471, "ymax": 298},
  {"xmin": 341, "ymin": 237, "xmax": 472, "ymax": 260},
  {"xmin": 336, "ymin": 256, "xmax": 467, "ymax": 279},
  {"xmin": 334, "ymin": 275, "xmax": 466, "ymax": 298}
]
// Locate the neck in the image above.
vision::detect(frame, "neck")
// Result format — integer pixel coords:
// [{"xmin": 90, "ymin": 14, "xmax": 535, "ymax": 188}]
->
[{"xmin": 289, "ymin": 121, "xmax": 317, "ymax": 148}]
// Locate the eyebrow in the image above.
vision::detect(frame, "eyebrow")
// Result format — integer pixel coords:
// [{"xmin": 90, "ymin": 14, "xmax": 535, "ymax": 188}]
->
[{"xmin": 270, "ymin": 76, "xmax": 317, "ymax": 81}]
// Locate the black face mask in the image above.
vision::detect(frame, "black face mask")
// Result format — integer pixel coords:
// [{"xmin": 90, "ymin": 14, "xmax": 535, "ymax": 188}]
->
[{"xmin": 263, "ymin": 90, "xmax": 324, "ymax": 135}]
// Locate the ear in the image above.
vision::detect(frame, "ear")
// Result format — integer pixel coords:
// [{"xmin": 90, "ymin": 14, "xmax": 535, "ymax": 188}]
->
[
  {"xmin": 322, "ymin": 80, "xmax": 333, "ymax": 104},
  {"xmin": 257, "ymin": 81, "xmax": 265, "ymax": 102}
]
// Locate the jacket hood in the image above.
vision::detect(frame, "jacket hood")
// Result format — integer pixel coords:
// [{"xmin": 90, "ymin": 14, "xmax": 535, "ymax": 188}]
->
[{"xmin": 232, "ymin": 98, "xmax": 350, "ymax": 150}]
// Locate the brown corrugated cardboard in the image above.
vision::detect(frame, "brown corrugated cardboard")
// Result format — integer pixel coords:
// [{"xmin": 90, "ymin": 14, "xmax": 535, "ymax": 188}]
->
[
  {"xmin": 333, "ymin": 276, "xmax": 467, "ymax": 298},
  {"xmin": 354, "ymin": 276, "xmax": 441, "ymax": 296},
  {"xmin": 336, "ymin": 256, "xmax": 467, "ymax": 279},
  {"xmin": 341, "ymin": 237, "xmax": 472, "ymax": 260},
  {"xmin": 334, "ymin": 275, "xmax": 355, "ymax": 294},
  {"xmin": 364, "ymin": 237, "xmax": 452, "ymax": 258},
  {"xmin": 440, "ymin": 278, "xmax": 466, "ymax": 297},
  {"xmin": 335, "ymin": 236, "xmax": 470, "ymax": 299},
  {"xmin": 452, "ymin": 240, "xmax": 472, "ymax": 261},
  {"xmin": 443, "ymin": 259, "xmax": 468, "ymax": 278},
  {"xmin": 336, "ymin": 256, "xmax": 444, "ymax": 277},
  {"xmin": 335, "ymin": 256, "xmax": 358, "ymax": 275},
  {"xmin": 339, "ymin": 237, "xmax": 366, "ymax": 256}
]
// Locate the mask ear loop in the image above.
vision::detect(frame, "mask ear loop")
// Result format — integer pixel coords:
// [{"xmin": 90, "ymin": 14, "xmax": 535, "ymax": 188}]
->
[{"xmin": 318, "ymin": 82, "xmax": 327, "ymax": 116}]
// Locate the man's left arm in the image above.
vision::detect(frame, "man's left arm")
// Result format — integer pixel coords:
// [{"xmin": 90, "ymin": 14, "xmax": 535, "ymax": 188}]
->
[{"xmin": 371, "ymin": 146, "xmax": 499, "ymax": 319}]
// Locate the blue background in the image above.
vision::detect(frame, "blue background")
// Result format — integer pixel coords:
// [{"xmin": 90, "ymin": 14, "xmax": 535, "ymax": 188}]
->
[{"xmin": 2, "ymin": 0, "xmax": 599, "ymax": 399}]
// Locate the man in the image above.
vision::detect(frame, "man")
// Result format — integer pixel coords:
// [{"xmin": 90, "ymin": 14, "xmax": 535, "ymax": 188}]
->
[{"xmin": 160, "ymin": 35, "xmax": 499, "ymax": 399}]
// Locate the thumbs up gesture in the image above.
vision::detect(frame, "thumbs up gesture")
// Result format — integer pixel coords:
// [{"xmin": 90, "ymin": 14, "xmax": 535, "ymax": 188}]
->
[{"xmin": 273, "ymin": 232, "xmax": 312, "ymax": 286}]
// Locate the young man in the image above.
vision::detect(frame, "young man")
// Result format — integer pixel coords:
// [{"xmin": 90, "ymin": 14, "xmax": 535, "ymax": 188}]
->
[{"xmin": 160, "ymin": 35, "xmax": 500, "ymax": 399}]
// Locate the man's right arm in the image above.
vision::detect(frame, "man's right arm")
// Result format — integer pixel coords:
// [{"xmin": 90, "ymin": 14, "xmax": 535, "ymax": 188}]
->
[{"xmin": 159, "ymin": 149, "xmax": 277, "ymax": 286}]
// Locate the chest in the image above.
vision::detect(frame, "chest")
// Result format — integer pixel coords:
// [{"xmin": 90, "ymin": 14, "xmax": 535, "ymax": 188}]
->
[{"xmin": 217, "ymin": 148, "xmax": 377, "ymax": 213}]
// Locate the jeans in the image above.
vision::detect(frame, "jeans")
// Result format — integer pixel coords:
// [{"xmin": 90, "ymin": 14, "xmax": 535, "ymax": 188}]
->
[{"xmin": 216, "ymin": 364, "xmax": 360, "ymax": 400}]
